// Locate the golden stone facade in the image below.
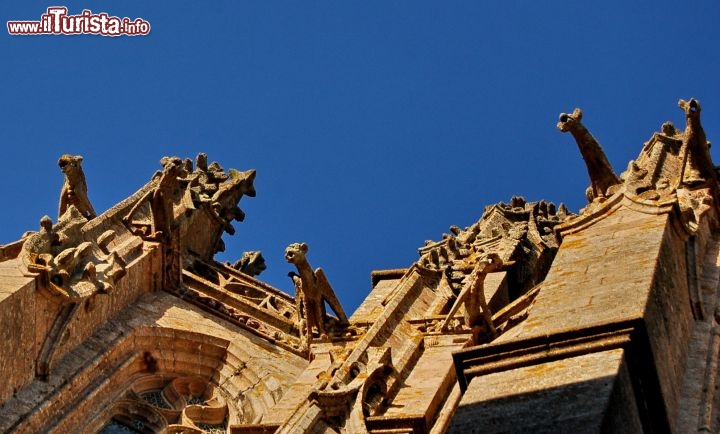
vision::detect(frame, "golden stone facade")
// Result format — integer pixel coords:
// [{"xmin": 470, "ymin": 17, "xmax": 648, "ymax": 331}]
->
[{"xmin": 1, "ymin": 100, "xmax": 719, "ymax": 433}]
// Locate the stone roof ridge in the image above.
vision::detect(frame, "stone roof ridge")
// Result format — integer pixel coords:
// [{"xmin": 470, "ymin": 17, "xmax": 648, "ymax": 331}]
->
[
  {"xmin": 558, "ymin": 98, "xmax": 719, "ymax": 236},
  {"xmin": 5, "ymin": 153, "xmax": 259, "ymax": 302},
  {"xmin": 416, "ymin": 196, "xmax": 571, "ymax": 294}
]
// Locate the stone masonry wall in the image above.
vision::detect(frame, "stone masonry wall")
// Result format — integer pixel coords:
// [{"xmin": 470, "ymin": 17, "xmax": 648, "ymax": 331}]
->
[
  {"xmin": 0, "ymin": 241, "xmax": 160, "ymax": 417},
  {"xmin": 644, "ymin": 216, "xmax": 695, "ymax": 425},
  {"xmin": 0, "ymin": 261, "xmax": 36, "ymax": 405}
]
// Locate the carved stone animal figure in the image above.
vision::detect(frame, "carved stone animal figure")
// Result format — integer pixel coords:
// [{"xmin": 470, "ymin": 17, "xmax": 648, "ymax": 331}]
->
[
  {"xmin": 232, "ymin": 251, "xmax": 266, "ymax": 276},
  {"xmin": 20, "ymin": 215, "xmax": 58, "ymax": 269},
  {"xmin": 58, "ymin": 154, "xmax": 96, "ymax": 220},
  {"xmin": 150, "ymin": 159, "xmax": 181, "ymax": 240},
  {"xmin": 557, "ymin": 109, "xmax": 620, "ymax": 202},
  {"xmin": 678, "ymin": 98, "xmax": 715, "ymax": 184},
  {"xmin": 285, "ymin": 243, "xmax": 348, "ymax": 341},
  {"xmin": 441, "ymin": 253, "xmax": 513, "ymax": 339}
]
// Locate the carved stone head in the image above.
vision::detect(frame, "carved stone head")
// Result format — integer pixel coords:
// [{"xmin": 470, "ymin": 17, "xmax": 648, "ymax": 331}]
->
[
  {"xmin": 478, "ymin": 252, "xmax": 505, "ymax": 274},
  {"xmin": 39, "ymin": 215, "xmax": 53, "ymax": 232},
  {"xmin": 58, "ymin": 154, "xmax": 84, "ymax": 176},
  {"xmin": 285, "ymin": 242, "xmax": 309, "ymax": 265},
  {"xmin": 234, "ymin": 251, "xmax": 267, "ymax": 276},
  {"xmin": 556, "ymin": 108, "xmax": 583, "ymax": 132},
  {"xmin": 679, "ymin": 98, "xmax": 701, "ymax": 116}
]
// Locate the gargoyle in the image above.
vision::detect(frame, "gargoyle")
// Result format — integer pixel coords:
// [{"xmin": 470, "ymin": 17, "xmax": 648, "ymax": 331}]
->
[
  {"xmin": 440, "ymin": 253, "xmax": 513, "ymax": 339},
  {"xmin": 232, "ymin": 250, "xmax": 266, "ymax": 276},
  {"xmin": 557, "ymin": 108, "xmax": 620, "ymax": 202},
  {"xmin": 150, "ymin": 158, "xmax": 182, "ymax": 240},
  {"xmin": 58, "ymin": 154, "xmax": 96, "ymax": 220},
  {"xmin": 122, "ymin": 157, "xmax": 184, "ymax": 240},
  {"xmin": 678, "ymin": 98, "xmax": 715, "ymax": 185},
  {"xmin": 285, "ymin": 242, "xmax": 349, "ymax": 343}
]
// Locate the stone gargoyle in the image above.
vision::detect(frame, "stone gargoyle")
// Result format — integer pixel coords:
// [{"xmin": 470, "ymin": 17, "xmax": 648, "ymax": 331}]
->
[{"xmin": 285, "ymin": 242, "xmax": 349, "ymax": 344}]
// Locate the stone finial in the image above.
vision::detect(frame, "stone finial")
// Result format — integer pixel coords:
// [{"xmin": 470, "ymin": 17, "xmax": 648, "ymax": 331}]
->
[
  {"xmin": 285, "ymin": 243, "xmax": 348, "ymax": 345},
  {"xmin": 678, "ymin": 98, "xmax": 715, "ymax": 185},
  {"xmin": 58, "ymin": 154, "xmax": 96, "ymax": 220},
  {"xmin": 191, "ymin": 152, "xmax": 228, "ymax": 199},
  {"xmin": 557, "ymin": 109, "xmax": 621, "ymax": 202},
  {"xmin": 196, "ymin": 152, "xmax": 208, "ymax": 171}
]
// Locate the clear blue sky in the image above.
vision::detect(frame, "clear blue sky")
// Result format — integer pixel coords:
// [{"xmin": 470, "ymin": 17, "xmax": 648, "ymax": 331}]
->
[{"xmin": 1, "ymin": 2, "xmax": 718, "ymax": 313}]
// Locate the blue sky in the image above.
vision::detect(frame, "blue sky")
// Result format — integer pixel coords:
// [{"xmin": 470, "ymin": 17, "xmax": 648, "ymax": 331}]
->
[{"xmin": 1, "ymin": 2, "xmax": 718, "ymax": 312}]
